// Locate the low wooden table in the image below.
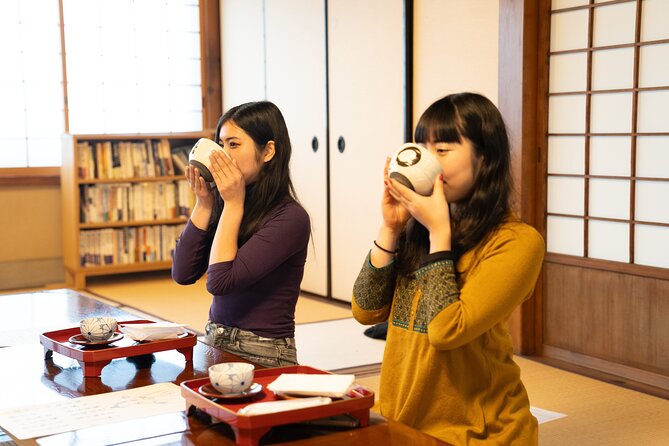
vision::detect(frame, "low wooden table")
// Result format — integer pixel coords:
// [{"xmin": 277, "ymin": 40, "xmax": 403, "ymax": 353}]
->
[{"xmin": 0, "ymin": 289, "xmax": 448, "ymax": 445}]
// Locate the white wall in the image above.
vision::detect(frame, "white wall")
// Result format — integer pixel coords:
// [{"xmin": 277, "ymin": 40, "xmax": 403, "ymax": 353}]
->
[
  {"xmin": 413, "ymin": 0, "xmax": 499, "ymax": 125},
  {"xmin": 220, "ymin": 0, "xmax": 266, "ymax": 109},
  {"xmin": 220, "ymin": 0, "xmax": 500, "ymax": 125},
  {"xmin": 217, "ymin": 0, "xmax": 501, "ymax": 299}
]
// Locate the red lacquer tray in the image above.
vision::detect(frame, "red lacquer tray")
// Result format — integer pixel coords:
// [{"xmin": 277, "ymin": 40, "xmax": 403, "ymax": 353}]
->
[
  {"xmin": 40, "ymin": 319, "xmax": 196, "ymax": 377},
  {"xmin": 181, "ymin": 365, "xmax": 375, "ymax": 446}
]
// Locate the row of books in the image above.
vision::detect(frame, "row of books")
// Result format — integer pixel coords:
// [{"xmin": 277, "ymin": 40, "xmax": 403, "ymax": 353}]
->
[
  {"xmin": 79, "ymin": 181, "xmax": 193, "ymax": 223},
  {"xmin": 76, "ymin": 139, "xmax": 190, "ymax": 180},
  {"xmin": 171, "ymin": 147, "xmax": 190, "ymax": 175},
  {"xmin": 79, "ymin": 224, "xmax": 186, "ymax": 267}
]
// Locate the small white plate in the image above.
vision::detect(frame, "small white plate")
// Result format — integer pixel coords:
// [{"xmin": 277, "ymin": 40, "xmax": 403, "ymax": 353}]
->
[
  {"xmin": 198, "ymin": 382, "xmax": 263, "ymax": 399},
  {"xmin": 68, "ymin": 332, "xmax": 124, "ymax": 346}
]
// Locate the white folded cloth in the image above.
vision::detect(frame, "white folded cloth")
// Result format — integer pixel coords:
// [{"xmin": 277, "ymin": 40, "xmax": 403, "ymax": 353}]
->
[
  {"xmin": 119, "ymin": 322, "xmax": 188, "ymax": 341},
  {"xmin": 236, "ymin": 397, "xmax": 332, "ymax": 416},
  {"xmin": 267, "ymin": 373, "xmax": 355, "ymax": 398}
]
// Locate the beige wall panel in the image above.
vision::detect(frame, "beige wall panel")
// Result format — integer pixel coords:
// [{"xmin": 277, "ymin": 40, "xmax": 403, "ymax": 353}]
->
[
  {"xmin": 413, "ymin": 0, "xmax": 499, "ymax": 126},
  {"xmin": 0, "ymin": 186, "xmax": 62, "ymax": 262}
]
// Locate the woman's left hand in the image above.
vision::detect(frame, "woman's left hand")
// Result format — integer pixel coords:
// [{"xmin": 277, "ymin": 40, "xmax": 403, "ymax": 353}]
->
[
  {"xmin": 209, "ymin": 150, "xmax": 245, "ymax": 205},
  {"xmin": 387, "ymin": 175, "xmax": 452, "ymax": 250}
]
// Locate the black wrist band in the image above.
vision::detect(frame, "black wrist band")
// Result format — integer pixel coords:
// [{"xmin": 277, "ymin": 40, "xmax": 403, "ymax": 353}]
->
[{"xmin": 374, "ymin": 240, "xmax": 397, "ymax": 255}]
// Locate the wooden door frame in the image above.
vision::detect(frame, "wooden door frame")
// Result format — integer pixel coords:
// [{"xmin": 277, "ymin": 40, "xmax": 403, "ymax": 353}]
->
[
  {"xmin": 498, "ymin": 0, "xmax": 550, "ymax": 354},
  {"xmin": 200, "ymin": 0, "xmax": 222, "ymax": 130}
]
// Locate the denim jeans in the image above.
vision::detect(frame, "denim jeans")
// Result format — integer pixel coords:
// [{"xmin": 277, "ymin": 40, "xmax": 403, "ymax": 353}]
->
[{"xmin": 205, "ymin": 321, "xmax": 298, "ymax": 368}]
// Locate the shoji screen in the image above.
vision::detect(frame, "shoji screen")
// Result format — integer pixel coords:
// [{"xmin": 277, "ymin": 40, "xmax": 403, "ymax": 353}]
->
[
  {"xmin": 63, "ymin": 0, "xmax": 203, "ymax": 135},
  {"xmin": 542, "ymin": 0, "xmax": 669, "ymax": 395},
  {"xmin": 547, "ymin": 0, "xmax": 669, "ymax": 268},
  {"xmin": 0, "ymin": 0, "xmax": 64, "ymax": 167}
]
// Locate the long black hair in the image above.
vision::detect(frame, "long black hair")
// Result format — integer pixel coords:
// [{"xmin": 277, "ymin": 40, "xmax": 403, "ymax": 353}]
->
[
  {"xmin": 209, "ymin": 101, "xmax": 299, "ymax": 244},
  {"xmin": 397, "ymin": 92, "xmax": 513, "ymax": 274}
]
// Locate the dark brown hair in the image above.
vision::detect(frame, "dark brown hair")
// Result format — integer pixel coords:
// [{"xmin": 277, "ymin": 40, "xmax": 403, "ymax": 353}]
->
[
  {"xmin": 398, "ymin": 92, "xmax": 512, "ymax": 274},
  {"xmin": 209, "ymin": 101, "xmax": 299, "ymax": 244}
]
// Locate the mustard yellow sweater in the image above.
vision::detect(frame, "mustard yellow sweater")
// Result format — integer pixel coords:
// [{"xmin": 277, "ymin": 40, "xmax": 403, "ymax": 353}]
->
[{"xmin": 352, "ymin": 218, "xmax": 544, "ymax": 445}]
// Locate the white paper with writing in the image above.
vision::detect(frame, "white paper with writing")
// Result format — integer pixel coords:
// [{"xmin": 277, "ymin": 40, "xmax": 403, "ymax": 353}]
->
[{"xmin": 0, "ymin": 382, "xmax": 183, "ymax": 440}]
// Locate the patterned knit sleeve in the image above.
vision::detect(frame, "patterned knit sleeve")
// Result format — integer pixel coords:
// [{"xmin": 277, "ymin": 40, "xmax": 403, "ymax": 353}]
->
[
  {"xmin": 351, "ymin": 252, "xmax": 396, "ymax": 325},
  {"xmin": 412, "ymin": 259, "xmax": 461, "ymax": 333}
]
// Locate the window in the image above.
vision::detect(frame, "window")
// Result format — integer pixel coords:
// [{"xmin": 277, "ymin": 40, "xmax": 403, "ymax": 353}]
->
[
  {"xmin": 0, "ymin": 0, "xmax": 64, "ymax": 168},
  {"xmin": 0, "ymin": 0, "xmax": 203, "ymax": 169},
  {"xmin": 546, "ymin": 0, "xmax": 669, "ymax": 269}
]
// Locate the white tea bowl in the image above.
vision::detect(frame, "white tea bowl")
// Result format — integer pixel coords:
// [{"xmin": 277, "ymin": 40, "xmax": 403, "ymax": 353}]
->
[
  {"xmin": 388, "ymin": 142, "xmax": 442, "ymax": 196},
  {"xmin": 208, "ymin": 362, "xmax": 255, "ymax": 394},
  {"xmin": 188, "ymin": 138, "xmax": 229, "ymax": 182},
  {"xmin": 80, "ymin": 316, "xmax": 118, "ymax": 342}
]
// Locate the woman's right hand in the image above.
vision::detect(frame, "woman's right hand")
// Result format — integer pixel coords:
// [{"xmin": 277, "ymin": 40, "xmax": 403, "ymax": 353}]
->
[
  {"xmin": 185, "ymin": 165, "xmax": 214, "ymax": 209},
  {"xmin": 381, "ymin": 157, "xmax": 411, "ymax": 233}
]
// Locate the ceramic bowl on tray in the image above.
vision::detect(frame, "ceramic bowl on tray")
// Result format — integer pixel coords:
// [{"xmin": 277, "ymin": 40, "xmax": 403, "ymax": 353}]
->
[
  {"xmin": 80, "ymin": 317, "xmax": 118, "ymax": 341},
  {"xmin": 208, "ymin": 362, "xmax": 255, "ymax": 395}
]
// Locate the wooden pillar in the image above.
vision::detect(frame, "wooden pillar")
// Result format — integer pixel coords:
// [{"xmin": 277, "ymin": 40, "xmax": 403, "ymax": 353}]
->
[{"xmin": 498, "ymin": 0, "xmax": 549, "ymax": 354}]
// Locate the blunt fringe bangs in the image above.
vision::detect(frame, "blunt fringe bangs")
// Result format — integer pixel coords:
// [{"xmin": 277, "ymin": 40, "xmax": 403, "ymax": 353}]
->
[{"xmin": 398, "ymin": 93, "xmax": 513, "ymax": 275}]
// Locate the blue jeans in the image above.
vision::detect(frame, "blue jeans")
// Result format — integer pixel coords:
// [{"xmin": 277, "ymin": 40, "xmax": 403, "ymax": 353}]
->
[{"xmin": 205, "ymin": 321, "xmax": 298, "ymax": 368}]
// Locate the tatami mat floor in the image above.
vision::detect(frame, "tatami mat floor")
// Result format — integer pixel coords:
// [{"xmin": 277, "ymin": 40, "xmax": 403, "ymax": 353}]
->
[{"xmin": 85, "ymin": 271, "xmax": 352, "ymax": 334}]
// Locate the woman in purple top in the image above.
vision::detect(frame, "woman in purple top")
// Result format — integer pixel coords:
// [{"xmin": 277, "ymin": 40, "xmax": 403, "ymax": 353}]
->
[{"xmin": 172, "ymin": 101, "xmax": 310, "ymax": 367}]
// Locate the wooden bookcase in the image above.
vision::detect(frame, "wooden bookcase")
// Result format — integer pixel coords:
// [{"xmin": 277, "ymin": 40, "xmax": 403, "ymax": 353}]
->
[{"xmin": 61, "ymin": 132, "xmax": 208, "ymax": 289}]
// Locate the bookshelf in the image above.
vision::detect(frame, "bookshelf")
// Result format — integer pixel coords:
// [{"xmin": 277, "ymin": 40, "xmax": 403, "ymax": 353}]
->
[{"xmin": 61, "ymin": 132, "xmax": 208, "ymax": 289}]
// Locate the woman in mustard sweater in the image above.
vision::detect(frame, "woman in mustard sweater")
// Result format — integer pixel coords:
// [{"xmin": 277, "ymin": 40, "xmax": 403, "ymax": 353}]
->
[{"xmin": 352, "ymin": 92, "xmax": 544, "ymax": 445}]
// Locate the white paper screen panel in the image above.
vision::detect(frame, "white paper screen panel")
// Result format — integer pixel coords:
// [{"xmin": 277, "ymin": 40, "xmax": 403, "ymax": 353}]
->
[
  {"xmin": 0, "ymin": 83, "xmax": 25, "ymax": 139},
  {"xmin": 641, "ymin": 0, "xmax": 669, "ymax": 41},
  {"xmin": 64, "ymin": 0, "xmax": 203, "ymax": 135},
  {"xmin": 547, "ymin": 216, "xmax": 584, "ymax": 256},
  {"xmin": 0, "ymin": 1, "xmax": 64, "ymax": 167},
  {"xmin": 552, "ymin": 0, "xmax": 589, "ymax": 9},
  {"xmin": 0, "ymin": 139, "xmax": 26, "ymax": 167},
  {"xmin": 549, "ymin": 53, "xmax": 587, "ymax": 93},
  {"xmin": 635, "ymin": 225, "xmax": 669, "ymax": 269},
  {"xmin": 24, "ymin": 84, "xmax": 64, "ymax": 137},
  {"xmin": 637, "ymin": 90, "xmax": 669, "ymax": 133},
  {"xmin": 548, "ymin": 136, "xmax": 585, "ymax": 175},
  {"xmin": 639, "ymin": 44, "xmax": 669, "ymax": 88},
  {"xmin": 589, "ymin": 136, "xmax": 631, "ymax": 176},
  {"xmin": 546, "ymin": 0, "xmax": 669, "ymax": 269},
  {"xmin": 589, "ymin": 179, "xmax": 630, "ymax": 220},
  {"xmin": 548, "ymin": 95, "xmax": 586, "ymax": 133},
  {"xmin": 547, "ymin": 177, "xmax": 585, "ymax": 216},
  {"xmin": 588, "ymin": 220, "xmax": 629, "ymax": 263},
  {"xmin": 590, "ymin": 92, "xmax": 633, "ymax": 133},
  {"xmin": 636, "ymin": 137, "xmax": 669, "ymax": 179},
  {"xmin": 593, "ymin": 2, "xmax": 636, "ymax": 47},
  {"xmin": 635, "ymin": 181, "xmax": 669, "ymax": 224},
  {"xmin": 550, "ymin": 9, "xmax": 589, "ymax": 52},
  {"xmin": 591, "ymin": 48, "xmax": 634, "ymax": 90}
]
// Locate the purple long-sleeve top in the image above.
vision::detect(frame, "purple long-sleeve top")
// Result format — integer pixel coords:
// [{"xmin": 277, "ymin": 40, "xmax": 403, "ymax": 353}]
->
[{"xmin": 171, "ymin": 198, "xmax": 310, "ymax": 338}]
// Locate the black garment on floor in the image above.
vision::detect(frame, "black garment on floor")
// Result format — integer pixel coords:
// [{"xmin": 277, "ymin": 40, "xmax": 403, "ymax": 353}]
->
[{"xmin": 363, "ymin": 321, "xmax": 388, "ymax": 340}]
